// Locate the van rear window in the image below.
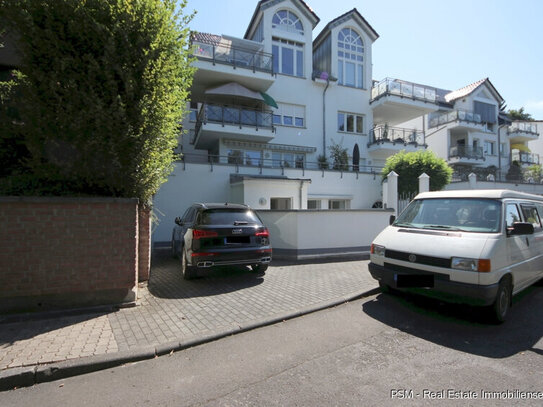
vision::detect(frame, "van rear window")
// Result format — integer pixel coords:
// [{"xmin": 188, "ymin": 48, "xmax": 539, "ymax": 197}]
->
[{"xmin": 394, "ymin": 198, "xmax": 502, "ymax": 233}]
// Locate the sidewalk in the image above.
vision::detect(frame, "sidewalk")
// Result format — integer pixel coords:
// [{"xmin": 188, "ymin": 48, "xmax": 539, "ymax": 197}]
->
[{"xmin": 0, "ymin": 251, "xmax": 378, "ymax": 390}]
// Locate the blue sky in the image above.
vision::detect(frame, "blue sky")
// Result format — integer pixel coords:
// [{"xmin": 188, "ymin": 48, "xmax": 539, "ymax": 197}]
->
[{"xmin": 184, "ymin": 0, "xmax": 543, "ymax": 119}]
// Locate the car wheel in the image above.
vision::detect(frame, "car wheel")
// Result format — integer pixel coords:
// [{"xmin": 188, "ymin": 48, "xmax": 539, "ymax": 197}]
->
[
  {"xmin": 181, "ymin": 249, "xmax": 196, "ymax": 280},
  {"xmin": 490, "ymin": 277, "xmax": 512, "ymax": 324},
  {"xmin": 379, "ymin": 281, "xmax": 391, "ymax": 294},
  {"xmin": 251, "ymin": 264, "xmax": 268, "ymax": 274},
  {"xmin": 171, "ymin": 236, "xmax": 177, "ymax": 258}
]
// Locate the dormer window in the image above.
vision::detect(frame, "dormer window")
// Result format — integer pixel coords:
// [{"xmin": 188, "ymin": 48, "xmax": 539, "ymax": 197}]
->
[
  {"xmin": 272, "ymin": 10, "xmax": 304, "ymax": 35},
  {"xmin": 338, "ymin": 28, "xmax": 364, "ymax": 88}
]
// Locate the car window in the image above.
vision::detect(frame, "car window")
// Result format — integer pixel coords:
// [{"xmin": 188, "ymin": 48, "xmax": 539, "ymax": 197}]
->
[
  {"xmin": 505, "ymin": 203, "xmax": 521, "ymax": 229},
  {"xmin": 520, "ymin": 204, "xmax": 542, "ymax": 231},
  {"xmin": 185, "ymin": 207, "xmax": 197, "ymax": 223},
  {"xmin": 199, "ymin": 209, "xmax": 262, "ymax": 226},
  {"xmin": 180, "ymin": 207, "xmax": 192, "ymax": 222}
]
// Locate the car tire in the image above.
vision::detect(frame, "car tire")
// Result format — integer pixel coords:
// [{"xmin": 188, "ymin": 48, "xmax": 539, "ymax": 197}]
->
[
  {"xmin": 171, "ymin": 236, "xmax": 177, "ymax": 258},
  {"xmin": 379, "ymin": 281, "xmax": 392, "ymax": 294},
  {"xmin": 489, "ymin": 277, "xmax": 512, "ymax": 324},
  {"xmin": 251, "ymin": 264, "xmax": 268, "ymax": 274},
  {"xmin": 181, "ymin": 248, "xmax": 196, "ymax": 280}
]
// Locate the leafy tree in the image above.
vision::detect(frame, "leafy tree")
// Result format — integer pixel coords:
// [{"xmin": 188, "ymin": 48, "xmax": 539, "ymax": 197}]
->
[
  {"xmin": 508, "ymin": 107, "xmax": 533, "ymax": 121},
  {"xmin": 524, "ymin": 164, "xmax": 542, "ymax": 183},
  {"xmin": 381, "ymin": 150, "xmax": 453, "ymax": 196},
  {"xmin": 0, "ymin": 0, "xmax": 195, "ymax": 203},
  {"xmin": 328, "ymin": 140, "xmax": 349, "ymax": 171}
]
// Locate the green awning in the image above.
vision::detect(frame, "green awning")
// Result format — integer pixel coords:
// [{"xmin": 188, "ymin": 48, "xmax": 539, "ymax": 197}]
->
[{"xmin": 260, "ymin": 92, "xmax": 278, "ymax": 109}]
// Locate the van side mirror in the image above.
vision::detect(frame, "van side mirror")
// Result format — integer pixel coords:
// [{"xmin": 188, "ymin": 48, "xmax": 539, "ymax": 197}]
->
[
  {"xmin": 389, "ymin": 215, "xmax": 396, "ymax": 225},
  {"xmin": 175, "ymin": 217, "xmax": 183, "ymax": 226},
  {"xmin": 508, "ymin": 222, "xmax": 534, "ymax": 236}
]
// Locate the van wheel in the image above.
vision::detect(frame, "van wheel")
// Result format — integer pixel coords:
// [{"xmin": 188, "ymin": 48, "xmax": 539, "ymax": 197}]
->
[
  {"xmin": 379, "ymin": 282, "xmax": 393, "ymax": 294},
  {"xmin": 181, "ymin": 249, "xmax": 196, "ymax": 280},
  {"xmin": 490, "ymin": 277, "xmax": 512, "ymax": 324}
]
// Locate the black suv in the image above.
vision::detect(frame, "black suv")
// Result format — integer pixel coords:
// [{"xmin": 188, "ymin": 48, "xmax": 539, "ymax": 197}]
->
[{"xmin": 171, "ymin": 203, "xmax": 272, "ymax": 279}]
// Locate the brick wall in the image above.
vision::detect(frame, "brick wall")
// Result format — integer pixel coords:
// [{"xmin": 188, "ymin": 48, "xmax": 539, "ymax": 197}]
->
[
  {"xmin": 0, "ymin": 197, "xmax": 139, "ymax": 313},
  {"xmin": 138, "ymin": 207, "xmax": 151, "ymax": 282}
]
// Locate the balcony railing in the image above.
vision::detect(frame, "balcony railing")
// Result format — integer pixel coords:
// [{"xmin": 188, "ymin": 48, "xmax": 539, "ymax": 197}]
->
[
  {"xmin": 368, "ymin": 125, "xmax": 425, "ymax": 147},
  {"xmin": 449, "ymin": 145, "xmax": 484, "ymax": 160},
  {"xmin": 508, "ymin": 123, "xmax": 539, "ymax": 137},
  {"xmin": 192, "ymin": 40, "xmax": 273, "ymax": 74},
  {"xmin": 371, "ymin": 78, "xmax": 437, "ymax": 103},
  {"xmin": 177, "ymin": 153, "xmax": 384, "ymax": 174},
  {"xmin": 192, "ymin": 103, "xmax": 274, "ymax": 144},
  {"xmin": 512, "ymin": 151, "xmax": 540, "ymax": 165},
  {"xmin": 429, "ymin": 109, "xmax": 482, "ymax": 128}
]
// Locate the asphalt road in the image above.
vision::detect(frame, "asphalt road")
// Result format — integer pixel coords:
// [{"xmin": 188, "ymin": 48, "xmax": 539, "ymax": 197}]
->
[{"xmin": 3, "ymin": 286, "xmax": 543, "ymax": 406}]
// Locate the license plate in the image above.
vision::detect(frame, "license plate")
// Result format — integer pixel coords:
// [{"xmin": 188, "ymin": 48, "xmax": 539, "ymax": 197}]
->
[{"xmin": 395, "ymin": 274, "xmax": 434, "ymax": 288}]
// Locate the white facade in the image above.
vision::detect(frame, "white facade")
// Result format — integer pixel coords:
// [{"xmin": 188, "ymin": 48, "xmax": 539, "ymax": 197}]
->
[{"xmin": 152, "ymin": 0, "xmax": 540, "ymax": 247}]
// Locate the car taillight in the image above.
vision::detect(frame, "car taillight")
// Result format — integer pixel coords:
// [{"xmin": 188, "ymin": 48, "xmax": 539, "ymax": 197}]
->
[
  {"xmin": 255, "ymin": 228, "xmax": 269, "ymax": 238},
  {"xmin": 193, "ymin": 229, "xmax": 219, "ymax": 239}
]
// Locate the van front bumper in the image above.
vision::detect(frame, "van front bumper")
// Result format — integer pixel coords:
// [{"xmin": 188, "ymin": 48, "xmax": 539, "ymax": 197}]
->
[{"xmin": 369, "ymin": 262, "xmax": 499, "ymax": 306}]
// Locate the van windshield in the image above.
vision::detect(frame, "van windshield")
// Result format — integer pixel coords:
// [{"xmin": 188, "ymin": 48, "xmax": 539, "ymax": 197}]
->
[{"xmin": 393, "ymin": 198, "xmax": 502, "ymax": 233}]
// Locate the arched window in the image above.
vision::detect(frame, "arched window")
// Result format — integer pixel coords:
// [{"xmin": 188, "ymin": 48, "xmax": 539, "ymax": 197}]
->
[
  {"xmin": 272, "ymin": 10, "xmax": 304, "ymax": 35},
  {"xmin": 338, "ymin": 28, "xmax": 364, "ymax": 88}
]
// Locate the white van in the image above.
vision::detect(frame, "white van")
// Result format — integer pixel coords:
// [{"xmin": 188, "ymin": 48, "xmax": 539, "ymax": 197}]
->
[{"xmin": 369, "ymin": 189, "xmax": 543, "ymax": 323}]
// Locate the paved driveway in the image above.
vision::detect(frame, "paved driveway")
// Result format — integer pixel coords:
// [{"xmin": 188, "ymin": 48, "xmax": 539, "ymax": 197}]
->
[{"xmin": 0, "ymin": 251, "xmax": 376, "ymax": 370}]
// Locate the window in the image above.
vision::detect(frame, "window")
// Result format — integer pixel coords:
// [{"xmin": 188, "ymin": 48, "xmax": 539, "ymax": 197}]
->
[
  {"xmin": 271, "ymin": 198, "xmax": 292, "ymax": 210},
  {"xmin": 189, "ymin": 102, "xmax": 198, "ymax": 122},
  {"xmin": 307, "ymin": 200, "xmax": 321, "ymax": 209},
  {"xmin": 484, "ymin": 141, "xmax": 495, "ymax": 156},
  {"xmin": 272, "ymin": 10, "xmax": 304, "ymax": 35},
  {"xmin": 272, "ymin": 38, "xmax": 304, "ymax": 77},
  {"xmin": 338, "ymin": 28, "xmax": 364, "ymax": 88},
  {"xmin": 474, "ymin": 101, "xmax": 496, "ymax": 124},
  {"xmin": 274, "ymin": 103, "xmax": 305, "ymax": 127},
  {"xmin": 338, "ymin": 112, "xmax": 364, "ymax": 134},
  {"xmin": 329, "ymin": 200, "xmax": 350, "ymax": 209},
  {"xmin": 271, "ymin": 151, "xmax": 305, "ymax": 168},
  {"xmin": 245, "ymin": 150, "xmax": 262, "ymax": 166},
  {"xmin": 227, "ymin": 149, "xmax": 261, "ymax": 166},
  {"xmin": 521, "ymin": 205, "xmax": 542, "ymax": 230},
  {"xmin": 505, "ymin": 204, "xmax": 521, "ymax": 230}
]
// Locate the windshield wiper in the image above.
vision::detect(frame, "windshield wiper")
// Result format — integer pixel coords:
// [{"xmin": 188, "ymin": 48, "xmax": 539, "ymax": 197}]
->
[
  {"xmin": 393, "ymin": 222, "xmax": 418, "ymax": 228},
  {"xmin": 424, "ymin": 225, "xmax": 464, "ymax": 231}
]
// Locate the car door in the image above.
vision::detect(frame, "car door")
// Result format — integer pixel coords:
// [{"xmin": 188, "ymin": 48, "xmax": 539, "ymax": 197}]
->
[
  {"xmin": 520, "ymin": 203, "xmax": 543, "ymax": 285},
  {"xmin": 174, "ymin": 206, "xmax": 195, "ymax": 249},
  {"xmin": 505, "ymin": 202, "xmax": 532, "ymax": 291}
]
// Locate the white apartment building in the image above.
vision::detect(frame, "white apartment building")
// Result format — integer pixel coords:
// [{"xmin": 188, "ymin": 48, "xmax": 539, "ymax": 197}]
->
[{"xmin": 152, "ymin": 0, "xmax": 540, "ymax": 244}]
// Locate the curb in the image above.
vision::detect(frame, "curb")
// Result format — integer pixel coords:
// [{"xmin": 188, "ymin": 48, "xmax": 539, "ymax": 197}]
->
[{"xmin": 0, "ymin": 286, "xmax": 380, "ymax": 392}]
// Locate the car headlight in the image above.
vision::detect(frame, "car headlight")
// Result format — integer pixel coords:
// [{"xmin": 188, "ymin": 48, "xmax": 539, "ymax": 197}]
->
[
  {"xmin": 371, "ymin": 244, "xmax": 385, "ymax": 257},
  {"xmin": 451, "ymin": 257, "xmax": 491, "ymax": 272}
]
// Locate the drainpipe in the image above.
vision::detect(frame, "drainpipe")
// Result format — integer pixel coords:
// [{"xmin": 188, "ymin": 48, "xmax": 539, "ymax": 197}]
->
[
  {"xmin": 322, "ymin": 78, "xmax": 330, "ymax": 156},
  {"xmin": 299, "ymin": 180, "xmax": 304, "ymax": 210}
]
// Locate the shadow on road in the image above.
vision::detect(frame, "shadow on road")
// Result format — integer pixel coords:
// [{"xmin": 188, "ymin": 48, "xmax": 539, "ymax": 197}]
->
[
  {"xmin": 148, "ymin": 250, "xmax": 265, "ymax": 299},
  {"xmin": 362, "ymin": 285, "xmax": 543, "ymax": 359}
]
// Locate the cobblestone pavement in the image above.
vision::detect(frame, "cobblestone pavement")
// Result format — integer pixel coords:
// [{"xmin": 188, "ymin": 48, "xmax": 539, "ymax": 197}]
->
[{"xmin": 0, "ymin": 251, "xmax": 376, "ymax": 371}]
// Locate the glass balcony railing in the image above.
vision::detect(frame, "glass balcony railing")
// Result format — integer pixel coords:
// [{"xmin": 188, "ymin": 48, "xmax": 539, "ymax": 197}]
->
[
  {"xmin": 429, "ymin": 109, "xmax": 482, "ymax": 128},
  {"xmin": 192, "ymin": 103, "xmax": 274, "ymax": 144},
  {"xmin": 508, "ymin": 123, "xmax": 539, "ymax": 137},
  {"xmin": 192, "ymin": 40, "xmax": 273, "ymax": 74},
  {"xmin": 371, "ymin": 78, "xmax": 437, "ymax": 103},
  {"xmin": 512, "ymin": 151, "xmax": 540, "ymax": 165},
  {"xmin": 368, "ymin": 125, "xmax": 425, "ymax": 147},
  {"xmin": 449, "ymin": 145, "xmax": 484, "ymax": 160}
]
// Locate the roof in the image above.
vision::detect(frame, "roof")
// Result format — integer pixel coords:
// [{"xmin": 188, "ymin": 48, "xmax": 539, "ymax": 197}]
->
[
  {"xmin": 194, "ymin": 203, "xmax": 250, "ymax": 210},
  {"xmin": 415, "ymin": 189, "xmax": 543, "ymax": 201},
  {"xmin": 444, "ymin": 78, "xmax": 504, "ymax": 104},
  {"xmin": 190, "ymin": 32, "xmax": 222, "ymax": 46},
  {"xmin": 244, "ymin": 0, "xmax": 320, "ymax": 39},
  {"xmin": 313, "ymin": 8, "xmax": 379, "ymax": 48}
]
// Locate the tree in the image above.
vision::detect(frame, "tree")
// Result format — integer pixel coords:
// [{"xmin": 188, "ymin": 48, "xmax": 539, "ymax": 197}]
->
[
  {"xmin": 508, "ymin": 107, "xmax": 533, "ymax": 121},
  {"xmin": 328, "ymin": 140, "xmax": 349, "ymax": 171},
  {"xmin": 381, "ymin": 150, "xmax": 453, "ymax": 196},
  {"xmin": 506, "ymin": 161, "xmax": 522, "ymax": 181},
  {"xmin": 524, "ymin": 164, "xmax": 542, "ymax": 183},
  {"xmin": 0, "ymin": 0, "xmax": 195, "ymax": 203}
]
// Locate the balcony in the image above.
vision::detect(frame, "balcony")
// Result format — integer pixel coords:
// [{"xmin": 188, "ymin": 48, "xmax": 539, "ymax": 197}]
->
[
  {"xmin": 511, "ymin": 151, "xmax": 540, "ymax": 165},
  {"xmin": 429, "ymin": 109, "xmax": 488, "ymax": 132},
  {"xmin": 367, "ymin": 125, "xmax": 426, "ymax": 158},
  {"xmin": 507, "ymin": 123, "xmax": 539, "ymax": 143},
  {"xmin": 191, "ymin": 38, "xmax": 275, "ymax": 96},
  {"xmin": 371, "ymin": 78, "xmax": 440, "ymax": 126},
  {"xmin": 192, "ymin": 103, "xmax": 275, "ymax": 149},
  {"xmin": 449, "ymin": 145, "xmax": 485, "ymax": 166}
]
